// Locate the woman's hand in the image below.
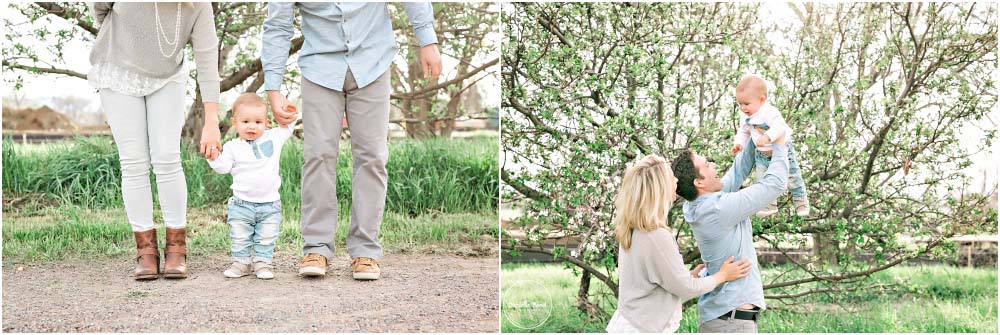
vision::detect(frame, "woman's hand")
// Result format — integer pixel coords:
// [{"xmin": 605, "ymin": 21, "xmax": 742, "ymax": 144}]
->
[
  {"xmin": 711, "ymin": 256, "xmax": 751, "ymax": 284},
  {"xmin": 200, "ymin": 124, "xmax": 221, "ymax": 160},
  {"xmin": 200, "ymin": 102, "xmax": 222, "ymax": 160}
]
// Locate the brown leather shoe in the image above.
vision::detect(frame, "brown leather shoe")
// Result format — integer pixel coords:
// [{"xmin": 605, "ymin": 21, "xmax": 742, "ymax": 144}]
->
[
  {"xmin": 162, "ymin": 227, "xmax": 188, "ymax": 279},
  {"xmin": 298, "ymin": 253, "xmax": 328, "ymax": 277},
  {"xmin": 351, "ymin": 257, "xmax": 380, "ymax": 280},
  {"xmin": 133, "ymin": 229, "xmax": 159, "ymax": 280}
]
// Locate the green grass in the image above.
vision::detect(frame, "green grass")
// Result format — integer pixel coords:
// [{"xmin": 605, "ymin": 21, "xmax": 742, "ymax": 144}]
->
[
  {"xmin": 2, "ymin": 134, "xmax": 499, "ymax": 263},
  {"xmin": 2, "ymin": 135, "xmax": 498, "ymax": 215},
  {"xmin": 2, "ymin": 204, "xmax": 498, "ymax": 263},
  {"xmin": 500, "ymin": 262, "xmax": 998, "ymax": 333},
  {"xmin": 502, "ymin": 263, "xmax": 618, "ymax": 332}
]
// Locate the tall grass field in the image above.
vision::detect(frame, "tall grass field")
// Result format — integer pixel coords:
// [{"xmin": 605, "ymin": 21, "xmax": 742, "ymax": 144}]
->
[
  {"xmin": 2, "ymin": 135, "xmax": 499, "ymax": 262},
  {"xmin": 2, "ymin": 135, "xmax": 498, "ymax": 214},
  {"xmin": 500, "ymin": 263, "xmax": 998, "ymax": 333}
]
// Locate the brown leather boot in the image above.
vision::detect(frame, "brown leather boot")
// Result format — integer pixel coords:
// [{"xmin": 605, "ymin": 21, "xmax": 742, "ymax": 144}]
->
[
  {"xmin": 162, "ymin": 227, "xmax": 188, "ymax": 279},
  {"xmin": 133, "ymin": 229, "xmax": 159, "ymax": 280}
]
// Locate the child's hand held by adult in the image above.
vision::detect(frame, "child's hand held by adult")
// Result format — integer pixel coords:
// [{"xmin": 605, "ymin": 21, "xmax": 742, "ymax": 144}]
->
[
  {"xmin": 278, "ymin": 104, "xmax": 298, "ymax": 128},
  {"xmin": 199, "ymin": 102, "xmax": 222, "ymax": 160},
  {"xmin": 267, "ymin": 91, "xmax": 296, "ymax": 126},
  {"xmin": 200, "ymin": 137, "xmax": 220, "ymax": 160}
]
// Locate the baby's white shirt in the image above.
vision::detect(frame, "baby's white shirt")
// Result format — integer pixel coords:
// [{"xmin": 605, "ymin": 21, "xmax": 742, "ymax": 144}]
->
[
  {"xmin": 734, "ymin": 103, "xmax": 793, "ymax": 153},
  {"xmin": 207, "ymin": 123, "xmax": 295, "ymax": 203}
]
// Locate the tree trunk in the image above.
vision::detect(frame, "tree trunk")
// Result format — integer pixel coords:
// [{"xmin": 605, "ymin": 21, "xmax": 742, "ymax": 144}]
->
[
  {"xmin": 813, "ymin": 232, "xmax": 840, "ymax": 267},
  {"xmin": 411, "ymin": 98, "xmax": 435, "ymax": 139},
  {"xmin": 440, "ymin": 91, "xmax": 461, "ymax": 138},
  {"xmin": 440, "ymin": 47, "xmax": 475, "ymax": 139},
  {"xmin": 403, "ymin": 57, "xmax": 435, "ymax": 139},
  {"xmin": 181, "ymin": 92, "xmax": 206, "ymax": 145},
  {"xmin": 576, "ymin": 270, "xmax": 593, "ymax": 314},
  {"xmin": 843, "ymin": 231, "xmax": 858, "ymax": 264},
  {"xmin": 656, "ymin": 70, "xmax": 665, "ymax": 153}
]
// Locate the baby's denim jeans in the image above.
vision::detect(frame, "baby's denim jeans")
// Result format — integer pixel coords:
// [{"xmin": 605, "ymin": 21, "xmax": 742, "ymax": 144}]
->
[
  {"xmin": 754, "ymin": 141, "xmax": 808, "ymax": 199},
  {"xmin": 227, "ymin": 197, "xmax": 281, "ymax": 264}
]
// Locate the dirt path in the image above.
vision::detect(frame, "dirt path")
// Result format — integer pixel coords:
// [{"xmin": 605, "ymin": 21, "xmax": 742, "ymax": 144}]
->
[{"xmin": 2, "ymin": 253, "xmax": 498, "ymax": 332}]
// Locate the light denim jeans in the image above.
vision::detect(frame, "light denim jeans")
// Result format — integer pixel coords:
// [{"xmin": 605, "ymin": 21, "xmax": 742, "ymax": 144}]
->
[
  {"xmin": 100, "ymin": 82, "xmax": 187, "ymax": 232},
  {"xmin": 227, "ymin": 196, "xmax": 282, "ymax": 264},
  {"xmin": 753, "ymin": 141, "xmax": 808, "ymax": 199}
]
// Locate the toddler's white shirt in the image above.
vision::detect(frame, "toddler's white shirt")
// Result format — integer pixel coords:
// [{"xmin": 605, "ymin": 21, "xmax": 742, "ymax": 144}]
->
[
  {"xmin": 734, "ymin": 102, "xmax": 793, "ymax": 153},
  {"xmin": 207, "ymin": 122, "xmax": 295, "ymax": 203}
]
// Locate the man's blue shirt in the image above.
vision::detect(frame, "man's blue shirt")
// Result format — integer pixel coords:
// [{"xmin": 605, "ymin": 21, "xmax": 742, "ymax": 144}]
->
[
  {"xmin": 683, "ymin": 140, "xmax": 789, "ymax": 324},
  {"xmin": 263, "ymin": 2, "xmax": 437, "ymax": 92}
]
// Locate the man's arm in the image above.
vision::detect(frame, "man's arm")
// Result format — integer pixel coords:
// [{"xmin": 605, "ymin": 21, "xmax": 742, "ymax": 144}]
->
[
  {"xmin": 261, "ymin": 2, "xmax": 295, "ymax": 92},
  {"xmin": 401, "ymin": 3, "xmax": 442, "ymax": 81},
  {"xmin": 716, "ymin": 144, "xmax": 790, "ymax": 229},
  {"xmin": 262, "ymin": 2, "xmax": 296, "ymax": 125},
  {"xmin": 401, "ymin": 3, "xmax": 438, "ymax": 47},
  {"xmin": 721, "ymin": 137, "xmax": 757, "ymax": 192}
]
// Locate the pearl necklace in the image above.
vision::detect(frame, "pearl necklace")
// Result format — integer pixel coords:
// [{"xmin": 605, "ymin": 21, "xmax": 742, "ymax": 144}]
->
[{"xmin": 153, "ymin": 3, "xmax": 182, "ymax": 58}]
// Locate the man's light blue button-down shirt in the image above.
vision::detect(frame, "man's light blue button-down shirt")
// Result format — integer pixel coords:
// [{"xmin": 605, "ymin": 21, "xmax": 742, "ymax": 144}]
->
[
  {"xmin": 262, "ymin": 2, "xmax": 437, "ymax": 92},
  {"xmin": 682, "ymin": 140, "xmax": 790, "ymax": 324}
]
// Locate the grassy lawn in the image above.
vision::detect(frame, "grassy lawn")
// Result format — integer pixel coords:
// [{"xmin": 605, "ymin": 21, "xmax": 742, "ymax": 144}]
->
[
  {"xmin": 2, "ymin": 205, "xmax": 497, "ymax": 264},
  {"xmin": 3, "ymin": 135, "xmax": 498, "ymax": 214},
  {"xmin": 501, "ymin": 262, "xmax": 998, "ymax": 333},
  {"xmin": 2, "ymin": 135, "xmax": 499, "ymax": 264}
]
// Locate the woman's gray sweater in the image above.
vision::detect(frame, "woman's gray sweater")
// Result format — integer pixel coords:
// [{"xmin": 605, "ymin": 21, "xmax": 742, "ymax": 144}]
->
[
  {"xmin": 88, "ymin": 2, "xmax": 220, "ymax": 103},
  {"xmin": 616, "ymin": 228, "xmax": 718, "ymax": 332}
]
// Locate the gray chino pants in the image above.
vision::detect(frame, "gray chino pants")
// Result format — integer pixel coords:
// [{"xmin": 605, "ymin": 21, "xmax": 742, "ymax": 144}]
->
[
  {"xmin": 698, "ymin": 317, "xmax": 758, "ymax": 333},
  {"xmin": 300, "ymin": 69, "xmax": 390, "ymax": 260}
]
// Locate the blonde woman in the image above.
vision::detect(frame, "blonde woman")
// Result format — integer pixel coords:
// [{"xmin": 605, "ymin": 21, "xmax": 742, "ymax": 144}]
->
[
  {"xmin": 607, "ymin": 155, "xmax": 751, "ymax": 333},
  {"xmin": 88, "ymin": 2, "xmax": 220, "ymax": 280}
]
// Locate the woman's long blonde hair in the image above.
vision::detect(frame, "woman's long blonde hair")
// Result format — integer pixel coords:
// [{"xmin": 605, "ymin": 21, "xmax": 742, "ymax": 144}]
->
[{"xmin": 613, "ymin": 155, "xmax": 676, "ymax": 251}]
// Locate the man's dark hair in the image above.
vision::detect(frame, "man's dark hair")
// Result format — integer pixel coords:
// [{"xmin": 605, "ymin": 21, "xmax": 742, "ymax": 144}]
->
[{"xmin": 672, "ymin": 149, "xmax": 703, "ymax": 201}]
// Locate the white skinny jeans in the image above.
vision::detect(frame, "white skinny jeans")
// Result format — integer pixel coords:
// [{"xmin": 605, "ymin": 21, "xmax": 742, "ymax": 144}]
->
[{"xmin": 100, "ymin": 82, "xmax": 187, "ymax": 232}]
